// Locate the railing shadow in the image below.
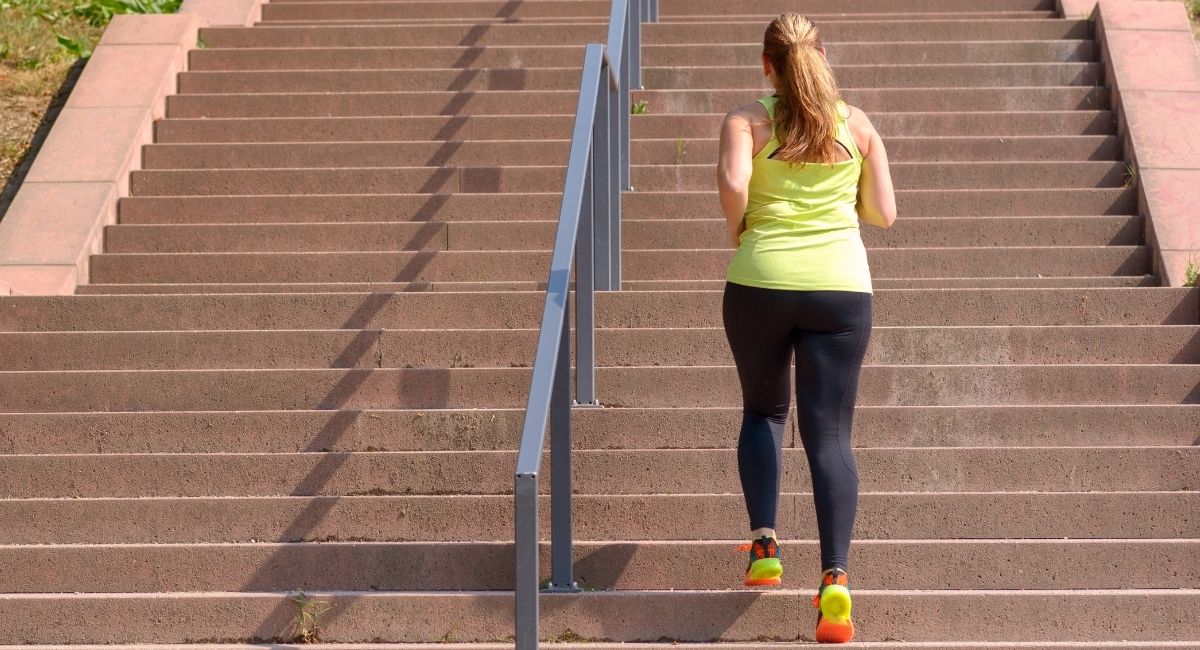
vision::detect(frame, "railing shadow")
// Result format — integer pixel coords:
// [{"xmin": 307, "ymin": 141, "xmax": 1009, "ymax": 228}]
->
[{"xmin": 241, "ymin": 0, "xmax": 547, "ymax": 642}]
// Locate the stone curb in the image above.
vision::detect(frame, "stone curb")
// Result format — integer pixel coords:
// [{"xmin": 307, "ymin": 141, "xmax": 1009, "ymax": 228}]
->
[
  {"xmin": 1097, "ymin": 0, "xmax": 1200, "ymax": 287},
  {"xmin": 0, "ymin": 1, "xmax": 266, "ymax": 295}
]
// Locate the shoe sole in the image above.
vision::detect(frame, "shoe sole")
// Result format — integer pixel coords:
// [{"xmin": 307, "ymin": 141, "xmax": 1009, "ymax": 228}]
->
[
  {"xmin": 815, "ymin": 583, "xmax": 854, "ymax": 643},
  {"xmin": 744, "ymin": 557, "xmax": 782, "ymax": 587}
]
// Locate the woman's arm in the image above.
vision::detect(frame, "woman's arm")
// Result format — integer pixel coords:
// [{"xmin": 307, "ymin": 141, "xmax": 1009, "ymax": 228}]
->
[
  {"xmin": 717, "ymin": 108, "xmax": 755, "ymax": 247},
  {"xmin": 849, "ymin": 107, "xmax": 897, "ymax": 230}
]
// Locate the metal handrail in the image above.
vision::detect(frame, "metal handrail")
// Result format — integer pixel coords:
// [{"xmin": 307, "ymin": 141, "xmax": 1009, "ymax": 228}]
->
[{"xmin": 513, "ymin": 1, "xmax": 656, "ymax": 647}]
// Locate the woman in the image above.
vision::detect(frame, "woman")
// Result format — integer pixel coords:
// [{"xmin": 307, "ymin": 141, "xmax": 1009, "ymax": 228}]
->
[{"xmin": 716, "ymin": 13, "xmax": 897, "ymax": 644}]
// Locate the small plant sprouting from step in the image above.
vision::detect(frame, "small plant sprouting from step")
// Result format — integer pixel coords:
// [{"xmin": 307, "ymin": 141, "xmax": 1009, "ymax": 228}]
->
[
  {"xmin": 674, "ymin": 136, "xmax": 687, "ymax": 165},
  {"xmin": 288, "ymin": 591, "xmax": 332, "ymax": 643},
  {"xmin": 196, "ymin": 36, "xmax": 206, "ymax": 48},
  {"xmin": 1123, "ymin": 162, "xmax": 1138, "ymax": 189},
  {"xmin": 1185, "ymin": 256, "xmax": 1199, "ymax": 288},
  {"xmin": 631, "ymin": 99, "xmax": 648, "ymax": 115}
]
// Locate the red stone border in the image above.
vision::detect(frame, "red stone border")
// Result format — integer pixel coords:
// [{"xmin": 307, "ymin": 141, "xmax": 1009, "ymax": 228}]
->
[
  {"xmin": 1097, "ymin": 0, "xmax": 1200, "ymax": 286},
  {"xmin": 0, "ymin": 1, "xmax": 266, "ymax": 295}
]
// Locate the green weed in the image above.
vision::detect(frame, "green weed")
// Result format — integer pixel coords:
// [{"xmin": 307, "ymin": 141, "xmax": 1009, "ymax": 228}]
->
[
  {"xmin": 1185, "ymin": 256, "xmax": 1199, "ymax": 288},
  {"xmin": 631, "ymin": 99, "xmax": 648, "ymax": 115},
  {"xmin": 1123, "ymin": 162, "xmax": 1137, "ymax": 189},
  {"xmin": 288, "ymin": 591, "xmax": 333, "ymax": 643},
  {"xmin": 673, "ymin": 136, "xmax": 687, "ymax": 164}
]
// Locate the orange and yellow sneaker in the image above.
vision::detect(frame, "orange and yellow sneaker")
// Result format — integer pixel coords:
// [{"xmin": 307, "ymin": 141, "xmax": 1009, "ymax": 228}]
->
[
  {"xmin": 812, "ymin": 568, "xmax": 854, "ymax": 643},
  {"xmin": 736, "ymin": 535, "xmax": 783, "ymax": 587}
]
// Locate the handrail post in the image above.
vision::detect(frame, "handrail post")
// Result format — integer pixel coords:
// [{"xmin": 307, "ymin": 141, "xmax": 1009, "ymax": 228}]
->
[
  {"xmin": 547, "ymin": 289, "xmax": 579, "ymax": 592},
  {"xmin": 514, "ymin": 470, "xmax": 539, "ymax": 649},
  {"xmin": 574, "ymin": 153, "xmax": 597, "ymax": 406},
  {"xmin": 621, "ymin": 4, "xmax": 633, "ymax": 191},
  {"xmin": 632, "ymin": 0, "xmax": 643, "ymax": 90},
  {"xmin": 593, "ymin": 63, "xmax": 613, "ymax": 292}
]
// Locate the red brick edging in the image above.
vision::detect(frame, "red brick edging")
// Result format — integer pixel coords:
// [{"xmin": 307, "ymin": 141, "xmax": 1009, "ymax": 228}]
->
[
  {"xmin": 1095, "ymin": 0, "xmax": 1200, "ymax": 287},
  {"xmin": 0, "ymin": 0, "xmax": 267, "ymax": 295}
]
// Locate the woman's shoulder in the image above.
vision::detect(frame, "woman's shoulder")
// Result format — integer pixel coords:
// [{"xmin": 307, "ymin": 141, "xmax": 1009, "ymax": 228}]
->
[
  {"xmin": 841, "ymin": 103, "xmax": 877, "ymax": 158},
  {"xmin": 726, "ymin": 97, "xmax": 773, "ymax": 120}
]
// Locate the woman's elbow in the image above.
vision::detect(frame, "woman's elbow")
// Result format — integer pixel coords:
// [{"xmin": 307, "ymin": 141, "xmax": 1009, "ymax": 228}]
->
[{"xmin": 878, "ymin": 205, "xmax": 897, "ymax": 229}]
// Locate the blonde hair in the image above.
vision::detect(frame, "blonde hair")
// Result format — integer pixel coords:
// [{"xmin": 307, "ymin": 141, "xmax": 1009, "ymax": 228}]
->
[{"xmin": 762, "ymin": 14, "xmax": 843, "ymax": 166}]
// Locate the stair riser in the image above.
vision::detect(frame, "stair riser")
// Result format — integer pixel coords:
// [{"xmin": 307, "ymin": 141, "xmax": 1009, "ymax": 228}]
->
[
  {"xmin": 103, "ymin": 216, "xmax": 1143, "ymax": 253},
  {"xmin": 5, "ymin": 590, "xmax": 1199, "ymax": 644},
  {"xmin": 87, "ymin": 247, "xmax": 1150, "ymax": 284},
  {"xmin": 75, "ymin": 276, "xmax": 1162, "ymax": 293},
  {"xmin": 151, "ymin": 112, "xmax": 1119, "ymax": 144},
  {"xmin": 197, "ymin": 21, "xmax": 1088, "ymax": 49},
  {"xmin": 4, "ymin": 289, "xmax": 1193, "ymax": 331},
  {"xmin": 2, "ymin": 407, "xmax": 1195, "ymax": 454},
  {"xmin": 256, "ymin": 1, "xmax": 1054, "ymax": 21},
  {"xmin": 258, "ymin": 11, "xmax": 1062, "ymax": 25},
  {"xmin": 186, "ymin": 41, "xmax": 1097, "ymax": 71},
  {"xmin": 5, "ymin": 326, "xmax": 1195, "ymax": 370},
  {"xmin": 113, "ymin": 189, "xmax": 1137, "ymax": 224},
  {"xmin": 128, "ymin": 162, "xmax": 1127, "ymax": 196},
  {"xmin": 164, "ymin": 87, "xmax": 1107, "ymax": 118},
  {"xmin": 2, "ymin": 493, "xmax": 1197, "ymax": 545},
  {"xmin": 140, "ymin": 136, "xmax": 1123, "ymax": 170},
  {"xmin": 2, "ymin": 590, "xmax": 1199, "ymax": 644},
  {"xmin": 2, "ymin": 366, "xmax": 1195, "ymax": 412},
  {"xmin": 174, "ymin": 64, "xmax": 1102, "ymax": 94},
  {"xmin": 259, "ymin": 0, "xmax": 611, "ymax": 20},
  {"xmin": 4, "ymin": 448, "xmax": 1196, "ymax": 498},
  {"xmin": 4, "ymin": 540, "xmax": 1196, "ymax": 593}
]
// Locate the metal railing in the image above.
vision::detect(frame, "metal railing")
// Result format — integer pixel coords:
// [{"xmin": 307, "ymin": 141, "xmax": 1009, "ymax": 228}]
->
[{"xmin": 513, "ymin": 0, "xmax": 656, "ymax": 647}]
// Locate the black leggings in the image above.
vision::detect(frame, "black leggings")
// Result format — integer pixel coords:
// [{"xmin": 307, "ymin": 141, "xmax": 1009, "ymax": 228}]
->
[{"xmin": 721, "ymin": 281, "xmax": 872, "ymax": 571}]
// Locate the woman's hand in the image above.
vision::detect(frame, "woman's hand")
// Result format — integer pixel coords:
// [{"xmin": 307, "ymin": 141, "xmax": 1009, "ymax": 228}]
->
[
  {"xmin": 847, "ymin": 106, "xmax": 897, "ymax": 229},
  {"xmin": 718, "ymin": 108, "xmax": 755, "ymax": 248}
]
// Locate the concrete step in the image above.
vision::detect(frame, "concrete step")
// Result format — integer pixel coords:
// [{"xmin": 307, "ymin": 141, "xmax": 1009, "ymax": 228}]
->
[
  {"xmin": 265, "ymin": 0, "xmax": 1052, "ymax": 12},
  {"xmin": 86, "ymin": 247, "xmax": 1151, "ymax": 284},
  {"xmin": 197, "ymin": 20, "xmax": 1089, "ymax": 49},
  {"xmin": 3, "ymin": 538, "xmax": 1197, "ymax": 593},
  {"xmin": 174, "ymin": 63, "xmax": 1102, "ymax": 94},
  {"xmin": 254, "ymin": 1, "xmax": 1053, "ymax": 21},
  {"xmin": 2, "ymin": 406, "xmax": 1196, "ymax": 454},
  {"xmin": 640, "ymin": 87, "xmax": 1109, "ymax": 114},
  {"xmin": 262, "ymin": 13, "xmax": 1061, "ymax": 27},
  {"xmin": 2, "ymin": 492, "xmax": 1199, "ymax": 544},
  {"xmin": 113, "ymin": 189, "xmax": 1137, "ymax": 223},
  {"xmin": 5, "ymin": 289, "xmax": 1194, "ymax": 331},
  {"xmin": 3, "ymin": 644, "xmax": 1197, "ymax": 650},
  {"xmin": 127, "ymin": 162, "xmax": 1127, "ymax": 196},
  {"xmin": 2, "ymin": 365, "xmax": 1196, "ymax": 412},
  {"xmin": 140, "ymin": 136, "xmax": 1123, "ymax": 170},
  {"xmin": 258, "ymin": 12, "xmax": 1062, "ymax": 27},
  {"xmin": 102, "ymin": 216, "xmax": 1143, "ymax": 253},
  {"xmin": 3, "ymin": 447, "xmax": 1197, "ymax": 498},
  {"xmin": 1, "ymin": 589, "xmax": 1197, "ymax": 644},
  {"xmin": 5, "ymin": 325, "xmax": 1195, "ymax": 371},
  {"xmin": 151, "ymin": 112, "xmax": 1117, "ymax": 144},
  {"xmin": 186, "ymin": 41, "xmax": 1099, "ymax": 72},
  {"xmin": 74, "ymin": 275, "xmax": 1163, "ymax": 293},
  {"xmin": 164, "ymin": 87, "xmax": 1107, "ymax": 118}
]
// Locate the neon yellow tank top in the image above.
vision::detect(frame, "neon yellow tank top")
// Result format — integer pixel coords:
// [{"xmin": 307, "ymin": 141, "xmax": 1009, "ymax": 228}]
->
[{"xmin": 724, "ymin": 95, "xmax": 872, "ymax": 294}]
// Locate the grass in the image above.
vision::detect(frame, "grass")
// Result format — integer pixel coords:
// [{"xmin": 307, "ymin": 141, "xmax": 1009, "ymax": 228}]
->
[
  {"xmin": 0, "ymin": 0, "xmax": 180, "ymax": 204},
  {"xmin": 1188, "ymin": 0, "xmax": 1200, "ymax": 39},
  {"xmin": 287, "ymin": 590, "xmax": 333, "ymax": 643}
]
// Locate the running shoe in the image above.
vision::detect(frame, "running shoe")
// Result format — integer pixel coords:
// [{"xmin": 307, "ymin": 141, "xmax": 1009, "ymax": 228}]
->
[
  {"xmin": 812, "ymin": 568, "xmax": 854, "ymax": 643},
  {"xmin": 736, "ymin": 535, "xmax": 783, "ymax": 587}
]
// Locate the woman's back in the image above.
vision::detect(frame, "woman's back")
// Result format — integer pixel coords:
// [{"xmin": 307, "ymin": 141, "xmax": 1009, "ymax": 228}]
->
[{"xmin": 724, "ymin": 95, "xmax": 873, "ymax": 294}]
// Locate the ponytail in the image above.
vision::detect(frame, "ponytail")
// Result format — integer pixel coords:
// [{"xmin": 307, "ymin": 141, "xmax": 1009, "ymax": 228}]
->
[{"xmin": 763, "ymin": 14, "xmax": 843, "ymax": 167}]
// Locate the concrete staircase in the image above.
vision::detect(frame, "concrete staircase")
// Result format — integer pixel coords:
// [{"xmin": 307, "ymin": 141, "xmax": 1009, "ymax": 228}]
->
[{"xmin": 1, "ymin": 0, "xmax": 1199, "ymax": 646}]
